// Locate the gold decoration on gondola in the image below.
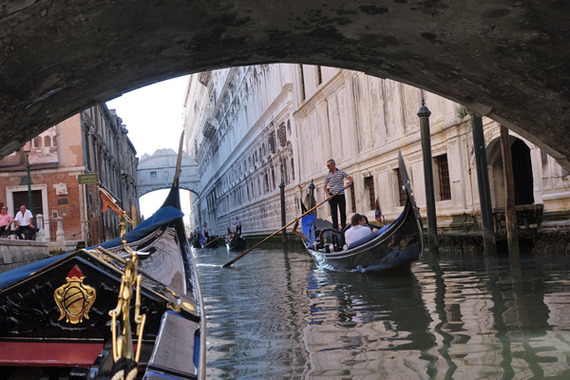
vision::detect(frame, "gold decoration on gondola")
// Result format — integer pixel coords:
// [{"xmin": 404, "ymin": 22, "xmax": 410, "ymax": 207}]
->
[
  {"xmin": 54, "ymin": 265, "xmax": 96, "ymax": 324},
  {"xmin": 98, "ymin": 186, "xmax": 146, "ymax": 377}
]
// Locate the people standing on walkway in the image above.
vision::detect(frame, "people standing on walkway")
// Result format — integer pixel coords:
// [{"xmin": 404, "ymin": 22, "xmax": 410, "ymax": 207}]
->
[
  {"xmin": 323, "ymin": 159, "xmax": 353, "ymax": 230},
  {"xmin": 14, "ymin": 205, "xmax": 34, "ymax": 240},
  {"xmin": 0, "ymin": 206, "xmax": 13, "ymax": 238},
  {"xmin": 344, "ymin": 213, "xmax": 373, "ymax": 247}
]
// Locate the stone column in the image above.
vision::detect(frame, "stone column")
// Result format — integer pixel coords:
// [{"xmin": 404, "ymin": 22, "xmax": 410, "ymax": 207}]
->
[
  {"xmin": 56, "ymin": 217, "xmax": 65, "ymax": 242},
  {"xmin": 36, "ymin": 214, "xmax": 46, "ymax": 242}
]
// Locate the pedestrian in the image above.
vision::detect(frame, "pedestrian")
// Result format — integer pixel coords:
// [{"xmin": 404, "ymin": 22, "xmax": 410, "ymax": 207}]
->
[
  {"xmin": 0, "ymin": 206, "xmax": 13, "ymax": 238},
  {"xmin": 14, "ymin": 205, "xmax": 35, "ymax": 240},
  {"xmin": 323, "ymin": 159, "xmax": 353, "ymax": 230}
]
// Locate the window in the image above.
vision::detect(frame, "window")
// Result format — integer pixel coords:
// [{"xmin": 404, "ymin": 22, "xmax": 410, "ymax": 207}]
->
[
  {"xmin": 44, "ymin": 136, "xmax": 51, "ymax": 147},
  {"xmin": 394, "ymin": 169, "xmax": 406, "ymax": 207},
  {"xmin": 33, "ymin": 137, "xmax": 42, "ymax": 148},
  {"xmin": 283, "ymin": 160, "xmax": 288, "ymax": 185},
  {"xmin": 364, "ymin": 176, "xmax": 375, "ymax": 210},
  {"xmin": 349, "ymin": 184, "xmax": 356, "ymax": 213},
  {"xmin": 291, "ymin": 158, "xmax": 295, "ymax": 181},
  {"xmin": 150, "ymin": 171, "xmax": 157, "ymax": 179},
  {"xmin": 278, "ymin": 123, "xmax": 287, "ymax": 147},
  {"xmin": 269, "ymin": 132, "xmax": 276, "ymax": 154},
  {"xmin": 434, "ymin": 154, "xmax": 451, "ymax": 201}
]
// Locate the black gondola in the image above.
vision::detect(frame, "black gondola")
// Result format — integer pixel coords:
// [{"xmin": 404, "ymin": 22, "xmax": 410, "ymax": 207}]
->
[
  {"xmin": 301, "ymin": 151, "xmax": 423, "ymax": 273},
  {"xmin": 225, "ymin": 233, "xmax": 247, "ymax": 251},
  {"xmin": 0, "ymin": 137, "xmax": 206, "ymax": 379},
  {"xmin": 191, "ymin": 235, "xmax": 202, "ymax": 248},
  {"xmin": 200, "ymin": 236, "xmax": 219, "ymax": 249}
]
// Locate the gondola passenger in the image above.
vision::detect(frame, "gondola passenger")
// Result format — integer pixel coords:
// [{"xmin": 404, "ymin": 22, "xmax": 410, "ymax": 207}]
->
[{"xmin": 344, "ymin": 213, "xmax": 372, "ymax": 247}]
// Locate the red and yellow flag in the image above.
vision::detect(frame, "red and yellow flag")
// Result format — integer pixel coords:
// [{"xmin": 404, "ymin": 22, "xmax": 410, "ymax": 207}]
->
[{"xmin": 99, "ymin": 187, "xmax": 123, "ymax": 216}]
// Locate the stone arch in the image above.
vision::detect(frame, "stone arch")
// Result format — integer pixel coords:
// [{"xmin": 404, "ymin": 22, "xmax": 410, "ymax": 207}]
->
[{"xmin": 0, "ymin": 2, "xmax": 568, "ymax": 171}]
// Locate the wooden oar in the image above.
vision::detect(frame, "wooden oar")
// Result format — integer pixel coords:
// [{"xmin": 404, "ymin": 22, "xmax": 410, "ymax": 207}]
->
[{"xmin": 222, "ymin": 187, "xmax": 347, "ymax": 268}]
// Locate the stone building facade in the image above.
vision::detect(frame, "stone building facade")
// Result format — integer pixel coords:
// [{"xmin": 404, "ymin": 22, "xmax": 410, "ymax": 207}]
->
[
  {"xmin": 0, "ymin": 104, "xmax": 139, "ymax": 246},
  {"xmin": 183, "ymin": 65, "xmax": 570, "ymax": 236}
]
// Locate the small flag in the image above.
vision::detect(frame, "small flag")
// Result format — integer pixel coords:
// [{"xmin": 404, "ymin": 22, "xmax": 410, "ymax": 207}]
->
[
  {"xmin": 99, "ymin": 187, "xmax": 123, "ymax": 216},
  {"xmin": 375, "ymin": 198, "xmax": 385, "ymax": 224}
]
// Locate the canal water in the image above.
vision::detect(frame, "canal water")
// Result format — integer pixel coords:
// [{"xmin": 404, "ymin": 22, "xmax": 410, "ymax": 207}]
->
[{"xmin": 194, "ymin": 244, "xmax": 570, "ymax": 379}]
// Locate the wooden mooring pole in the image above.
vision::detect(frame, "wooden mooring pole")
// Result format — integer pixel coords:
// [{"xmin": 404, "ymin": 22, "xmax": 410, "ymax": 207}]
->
[
  {"xmin": 470, "ymin": 114, "xmax": 497, "ymax": 256},
  {"xmin": 500, "ymin": 125, "xmax": 520, "ymax": 257}
]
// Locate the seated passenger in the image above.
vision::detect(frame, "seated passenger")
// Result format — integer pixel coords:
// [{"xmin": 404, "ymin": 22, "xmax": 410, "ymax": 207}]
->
[{"xmin": 344, "ymin": 213, "xmax": 373, "ymax": 247}]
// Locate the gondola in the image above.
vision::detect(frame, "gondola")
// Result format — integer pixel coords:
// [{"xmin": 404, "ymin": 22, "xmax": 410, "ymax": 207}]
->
[
  {"xmin": 200, "ymin": 236, "xmax": 219, "ymax": 249},
  {"xmin": 0, "ymin": 138, "xmax": 206, "ymax": 379},
  {"xmin": 191, "ymin": 236, "xmax": 202, "ymax": 248},
  {"xmin": 302, "ymin": 151, "xmax": 423, "ymax": 273},
  {"xmin": 225, "ymin": 233, "xmax": 247, "ymax": 251}
]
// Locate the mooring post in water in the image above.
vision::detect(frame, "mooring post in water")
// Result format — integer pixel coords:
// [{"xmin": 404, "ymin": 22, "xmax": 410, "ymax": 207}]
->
[
  {"xmin": 418, "ymin": 99, "xmax": 439, "ymax": 254},
  {"xmin": 500, "ymin": 125, "xmax": 519, "ymax": 257},
  {"xmin": 470, "ymin": 114, "xmax": 497, "ymax": 256},
  {"xmin": 280, "ymin": 182, "xmax": 286, "ymax": 243}
]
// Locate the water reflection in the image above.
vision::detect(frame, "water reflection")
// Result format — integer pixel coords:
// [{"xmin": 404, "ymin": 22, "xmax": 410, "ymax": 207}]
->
[
  {"xmin": 3, "ymin": 245, "xmax": 570, "ymax": 379},
  {"xmin": 195, "ymin": 247, "xmax": 570, "ymax": 379},
  {"xmin": 416, "ymin": 254, "xmax": 570, "ymax": 380},
  {"xmin": 304, "ymin": 268, "xmax": 435, "ymax": 378}
]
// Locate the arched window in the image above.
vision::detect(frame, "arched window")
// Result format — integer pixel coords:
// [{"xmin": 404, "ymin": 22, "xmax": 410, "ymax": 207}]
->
[
  {"xmin": 33, "ymin": 137, "xmax": 42, "ymax": 147},
  {"xmin": 291, "ymin": 158, "xmax": 295, "ymax": 181},
  {"xmin": 43, "ymin": 136, "xmax": 51, "ymax": 147}
]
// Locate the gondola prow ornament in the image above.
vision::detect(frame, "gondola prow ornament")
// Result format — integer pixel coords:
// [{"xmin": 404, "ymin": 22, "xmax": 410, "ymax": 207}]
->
[{"xmin": 99, "ymin": 186, "xmax": 146, "ymax": 379}]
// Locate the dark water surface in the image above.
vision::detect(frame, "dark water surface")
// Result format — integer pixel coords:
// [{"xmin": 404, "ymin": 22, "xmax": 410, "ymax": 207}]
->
[{"xmin": 195, "ymin": 245, "xmax": 570, "ymax": 380}]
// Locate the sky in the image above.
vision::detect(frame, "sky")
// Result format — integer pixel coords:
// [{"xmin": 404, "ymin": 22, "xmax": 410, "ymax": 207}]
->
[{"xmin": 105, "ymin": 75, "xmax": 192, "ymax": 224}]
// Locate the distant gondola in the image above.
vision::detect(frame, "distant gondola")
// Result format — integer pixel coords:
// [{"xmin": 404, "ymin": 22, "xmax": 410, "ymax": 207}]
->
[
  {"xmin": 301, "ymin": 151, "xmax": 423, "ymax": 273},
  {"xmin": 225, "ymin": 233, "xmax": 247, "ymax": 251},
  {"xmin": 191, "ymin": 235, "xmax": 202, "ymax": 248},
  {"xmin": 201, "ymin": 236, "xmax": 219, "ymax": 249}
]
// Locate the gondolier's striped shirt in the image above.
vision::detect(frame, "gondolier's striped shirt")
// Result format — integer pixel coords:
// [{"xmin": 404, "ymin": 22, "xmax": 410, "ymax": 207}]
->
[{"xmin": 325, "ymin": 168, "xmax": 349, "ymax": 195}]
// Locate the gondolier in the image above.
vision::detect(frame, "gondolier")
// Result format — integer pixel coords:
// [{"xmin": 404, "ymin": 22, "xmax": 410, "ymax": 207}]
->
[{"xmin": 323, "ymin": 159, "xmax": 353, "ymax": 230}]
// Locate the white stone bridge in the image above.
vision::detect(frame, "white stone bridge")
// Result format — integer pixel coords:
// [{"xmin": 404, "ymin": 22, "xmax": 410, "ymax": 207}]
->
[{"xmin": 137, "ymin": 149, "xmax": 200, "ymax": 197}]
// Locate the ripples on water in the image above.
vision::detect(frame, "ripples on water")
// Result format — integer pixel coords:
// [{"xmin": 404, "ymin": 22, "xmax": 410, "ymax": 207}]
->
[{"xmin": 194, "ymin": 245, "xmax": 570, "ymax": 380}]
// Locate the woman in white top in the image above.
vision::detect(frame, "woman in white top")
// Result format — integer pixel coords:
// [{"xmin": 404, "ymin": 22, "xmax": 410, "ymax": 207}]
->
[{"xmin": 344, "ymin": 213, "xmax": 372, "ymax": 247}]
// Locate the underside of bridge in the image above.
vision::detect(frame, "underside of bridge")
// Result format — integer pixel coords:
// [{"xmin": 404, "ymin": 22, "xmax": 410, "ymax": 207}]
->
[{"xmin": 0, "ymin": 1, "xmax": 568, "ymax": 169}]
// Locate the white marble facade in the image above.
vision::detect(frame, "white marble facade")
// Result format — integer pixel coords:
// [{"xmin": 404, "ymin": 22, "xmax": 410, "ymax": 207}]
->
[{"xmin": 183, "ymin": 65, "xmax": 570, "ymax": 235}]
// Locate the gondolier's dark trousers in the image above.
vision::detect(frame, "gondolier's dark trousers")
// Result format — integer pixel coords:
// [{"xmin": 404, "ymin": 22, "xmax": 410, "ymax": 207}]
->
[{"xmin": 329, "ymin": 193, "xmax": 347, "ymax": 230}]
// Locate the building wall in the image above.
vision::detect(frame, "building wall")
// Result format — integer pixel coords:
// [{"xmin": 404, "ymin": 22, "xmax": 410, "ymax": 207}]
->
[
  {"xmin": 183, "ymin": 65, "xmax": 570, "ymax": 235},
  {"xmin": 0, "ymin": 105, "xmax": 140, "ymax": 245}
]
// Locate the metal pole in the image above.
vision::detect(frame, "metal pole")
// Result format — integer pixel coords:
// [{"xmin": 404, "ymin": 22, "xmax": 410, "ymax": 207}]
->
[
  {"xmin": 26, "ymin": 155, "xmax": 33, "ymax": 214},
  {"xmin": 470, "ymin": 114, "xmax": 497, "ymax": 255},
  {"xmin": 279, "ymin": 182, "xmax": 286, "ymax": 242},
  {"xmin": 417, "ymin": 99, "xmax": 439, "ymax": 253}
]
